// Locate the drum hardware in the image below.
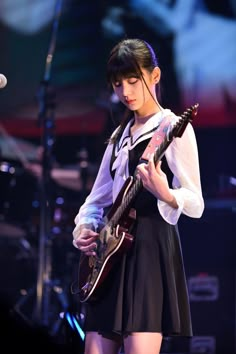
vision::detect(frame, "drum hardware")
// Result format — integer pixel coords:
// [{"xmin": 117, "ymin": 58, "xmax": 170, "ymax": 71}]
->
[
  {"xmin": 0, "ymin": 161, "xmax": 16, "ymax": 174},
  {"xmin": 12, "ymin": 1, "xmax": 71, "ymax": 339},
  {"xmin": 0, "ymin": 159, "xmax": 38, "ymax": 239},
  {"xmin": 0, "ymin": 1, "xmax": 92, "ymax": 341}
]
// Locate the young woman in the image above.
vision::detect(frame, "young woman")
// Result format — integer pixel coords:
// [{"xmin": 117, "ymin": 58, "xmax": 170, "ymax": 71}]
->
[{"xmin": 72, "ymin": 38, "xmax": 204, "ymax": 354}]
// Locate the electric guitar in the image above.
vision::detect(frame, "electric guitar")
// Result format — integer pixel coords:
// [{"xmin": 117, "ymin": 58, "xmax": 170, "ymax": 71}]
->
[{"xmin": 75, "ymin": 103, "xmax": 199, "ymax": 303}]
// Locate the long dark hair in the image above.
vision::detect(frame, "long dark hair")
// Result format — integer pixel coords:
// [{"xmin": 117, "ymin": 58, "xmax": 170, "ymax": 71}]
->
[{"xmin": 107, "ymin": 38, "xmax": 161, "ymax": 144}]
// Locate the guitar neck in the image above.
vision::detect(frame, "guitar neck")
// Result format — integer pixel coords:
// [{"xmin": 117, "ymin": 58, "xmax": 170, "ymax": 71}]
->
[
  {"xmin": 109, "ymin": 122, "xmax": 175, "ymax": 226},
  {"xmin": 109, "ymin": 177, "xmax": 142, "ymax": 227}
]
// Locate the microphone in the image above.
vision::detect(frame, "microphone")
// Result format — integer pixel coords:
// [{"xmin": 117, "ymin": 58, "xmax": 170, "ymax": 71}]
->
[{"xmin": 0, "ymin": 74, "xmax": 7, "ymax": 89}]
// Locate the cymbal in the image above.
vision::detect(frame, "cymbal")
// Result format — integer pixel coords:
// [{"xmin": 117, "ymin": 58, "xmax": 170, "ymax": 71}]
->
[
  {"xmin": 0, "ymin": 221, "xmax": 26, "ymax": 238},
  {"xmin": 51, "ymin": 165, "xmax": 96, "ymax": 191},
  {"xmin": 0, "ymin": 135, "xmax": 39, "ymax": 162}
]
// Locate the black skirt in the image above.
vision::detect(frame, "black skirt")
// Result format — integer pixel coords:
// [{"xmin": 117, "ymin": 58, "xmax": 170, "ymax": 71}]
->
[
  {"xmin": 82, "ymin": 197, "xmax": 192, "ymax": 338},
  {"xmin": 79, "ymin": 140, "xmax": 192, "ymax": 337}
]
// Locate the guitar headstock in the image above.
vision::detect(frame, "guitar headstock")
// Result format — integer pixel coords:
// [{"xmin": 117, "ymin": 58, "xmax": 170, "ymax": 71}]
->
[
  {"xmin": 140, "ymin": 103, "xmax": 199, "ymax": 164},
  {"xmin": 174, "ymin": 103, "xmax": 199, "ymax": 138}
]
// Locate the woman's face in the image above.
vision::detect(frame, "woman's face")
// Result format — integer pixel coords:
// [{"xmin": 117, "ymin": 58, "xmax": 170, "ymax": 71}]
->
[{"xmin": 112, "ymin": 67, "xmax": 160, "ymax": 115}]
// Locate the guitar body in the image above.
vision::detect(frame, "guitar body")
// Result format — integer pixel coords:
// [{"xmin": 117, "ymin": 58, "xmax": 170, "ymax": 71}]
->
[{"xmin": 78, "ymin": 177, "xmax": 136, "ymax": 303}]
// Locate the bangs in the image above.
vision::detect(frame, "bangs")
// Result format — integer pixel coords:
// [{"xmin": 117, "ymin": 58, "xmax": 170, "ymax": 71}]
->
[{"xmin": 107, "ymin": 51, "xmax": 142, "ymax": 84}]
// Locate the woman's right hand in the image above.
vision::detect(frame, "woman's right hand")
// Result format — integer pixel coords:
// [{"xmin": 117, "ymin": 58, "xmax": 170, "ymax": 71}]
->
[{"xmin": 73, "ymin": 228, "xmax": 99, "ymax": 256}]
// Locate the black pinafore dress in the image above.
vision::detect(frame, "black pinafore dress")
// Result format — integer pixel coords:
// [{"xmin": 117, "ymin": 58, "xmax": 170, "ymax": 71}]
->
[{"xmin": 82, "ymin": 139, "xmax": 192, "ymax": 338}]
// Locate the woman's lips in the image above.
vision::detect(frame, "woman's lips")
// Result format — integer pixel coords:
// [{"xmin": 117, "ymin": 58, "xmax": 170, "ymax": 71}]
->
[{"xmin": 126, "ymin": 99, "xmax": 135, "ymax": 105}]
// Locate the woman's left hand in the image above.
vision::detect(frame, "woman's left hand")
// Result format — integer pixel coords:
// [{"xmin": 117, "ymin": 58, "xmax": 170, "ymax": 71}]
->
[{"xmin": 137, "ymin": 157, "xmax": 177, "ymax": 208}]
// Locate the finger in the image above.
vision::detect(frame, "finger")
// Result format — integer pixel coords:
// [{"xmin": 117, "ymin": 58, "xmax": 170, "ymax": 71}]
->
[
  {"xmin": 137, "ymin": 162, "xmax": 146, "ymax": 172},
  {"xmin": 154, "ymin": 160, "xmax": 162, "ymax": 173},
  {"xmin": 80, "ymin": 230, "xmax": 99, "ymax": 240},
  {"xmin": 136, "ymin": 165, "xmax": 144, "ymax": 179},
  {"xmin": 138, "ymin": 162, "xmax": 149, "ymax": 174},
  {"xmin": 147, "ymin": 156, "xmax": 155, "ymax": 169},
  {"xmin": 83, "ymin": 242, "xmax": 97, "ymax": 255},
  {"xmin": 146, "ymin": 157, "xmax": 157, "ymax": 177},
  {"xmin": 75, "ymin": 237, "xmax": 97, "ymax": 250},
  {"xmin": 137, "ymin": 168, "xmax": 148, "ymax": 183},
  {"xmin": 85, "ymin": 250, "xmax": 97, "ymax": 256}
]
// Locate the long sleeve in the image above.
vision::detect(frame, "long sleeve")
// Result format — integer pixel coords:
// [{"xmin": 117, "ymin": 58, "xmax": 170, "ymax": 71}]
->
[
  {"xmin": 158, "ymin": 122, "xmax": 204, "ymax": 224},
  {"xmin": 73, "ymin": 143, "xmax": 114, "ymax": 240}
]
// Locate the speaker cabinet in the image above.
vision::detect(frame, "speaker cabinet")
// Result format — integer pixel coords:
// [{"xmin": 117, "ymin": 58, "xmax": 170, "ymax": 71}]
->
[{"xmin": 179, "ymin": 204, "xmax": 236, "ymax": 354}]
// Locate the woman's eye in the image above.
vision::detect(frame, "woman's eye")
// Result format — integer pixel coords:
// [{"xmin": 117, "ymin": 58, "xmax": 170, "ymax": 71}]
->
[
  {"xmin": 113, "ymin": 78, "xmax": 138, "ymax": 87},
  {"xmin": 128, "ymin": 79, "xmax": 138, "ymax": 85}
]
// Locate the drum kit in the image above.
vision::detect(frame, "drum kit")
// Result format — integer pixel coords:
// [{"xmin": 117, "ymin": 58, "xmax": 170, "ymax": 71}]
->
[
  {"xmin": 0, "ymin": 132, "xmax": 97, "ymax": 329},
  {"xmin": 0, "ymin": 162, "xmax": 76, "ymax": 238},
  {"xmin": 0, "ymin": 135, "xmax": 94, "ymax": 239},
  {"xmin": 0, "ymin": 136, "xmax": 38, "ymax": 240},
  {"xmin": 0, "ymin": 0, "xmax": 96, "ymax": 340}
]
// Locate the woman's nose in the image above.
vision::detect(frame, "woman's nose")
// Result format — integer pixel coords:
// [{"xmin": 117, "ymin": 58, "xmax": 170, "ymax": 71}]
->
[{"xmin": 121, "ymin": 83, "xmax": 131, "ymax": 97}]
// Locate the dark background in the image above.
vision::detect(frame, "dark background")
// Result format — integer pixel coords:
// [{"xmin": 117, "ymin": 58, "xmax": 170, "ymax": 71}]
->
[{"xmin": 0, "ymin": 1, "xmax": 236, "ymax": 353}]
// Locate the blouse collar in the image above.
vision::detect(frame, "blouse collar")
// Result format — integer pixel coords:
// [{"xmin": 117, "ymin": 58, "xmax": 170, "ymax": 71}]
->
[{"xmin": 118, "ymin": 109, "xmax": 172, "ymax": 151}]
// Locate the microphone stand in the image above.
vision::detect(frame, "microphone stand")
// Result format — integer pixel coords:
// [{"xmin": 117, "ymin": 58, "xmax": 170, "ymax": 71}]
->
[{"xmin": 34, "ymin": 0, "xmax": 66, "ymax": 329}]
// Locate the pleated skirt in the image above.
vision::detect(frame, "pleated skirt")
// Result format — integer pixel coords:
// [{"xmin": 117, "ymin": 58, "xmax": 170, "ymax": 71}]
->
[{"xmin": 82, "ymin": 207, "xmax": 192, "ymax": 338}]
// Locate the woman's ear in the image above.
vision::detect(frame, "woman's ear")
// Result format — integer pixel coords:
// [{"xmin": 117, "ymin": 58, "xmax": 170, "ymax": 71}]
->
[{"xmin": 152, "ymin": 66, "xmax": 161, "ymax": 84}]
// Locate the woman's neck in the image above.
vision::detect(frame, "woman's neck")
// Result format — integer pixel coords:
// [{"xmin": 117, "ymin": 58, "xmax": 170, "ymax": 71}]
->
[
  {"xmin": 134, "ymin": 98, "xmax": 163, "ymax": 123},
  {"xmin": 130, "ymin": 108, "xmax": 162, "ymax": 136},
  {"xmin": 134, "ymin": 107, "xmax": 162, "ymax": 125}
]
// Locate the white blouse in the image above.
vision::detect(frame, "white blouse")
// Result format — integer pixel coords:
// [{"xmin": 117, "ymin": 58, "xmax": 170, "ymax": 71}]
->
[{"xmin": 73, "ymin": 109, "xmax": 204, "ymax": 240}]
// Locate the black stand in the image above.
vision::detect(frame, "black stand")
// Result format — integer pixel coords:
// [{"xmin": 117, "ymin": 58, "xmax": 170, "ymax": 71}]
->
[
  {"xmin": 13, "ymin": 0, "xmax": 69, "ymax": 337},
  {"xmin": 35, "ymin": 0, "xmax": 67, "ymax": 331}
]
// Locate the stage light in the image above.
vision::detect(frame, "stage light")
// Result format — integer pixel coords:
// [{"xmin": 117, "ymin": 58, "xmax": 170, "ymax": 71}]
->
[{"xmin": 64, "ymin": 311, "xmax": 85, "ymax": 342}]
